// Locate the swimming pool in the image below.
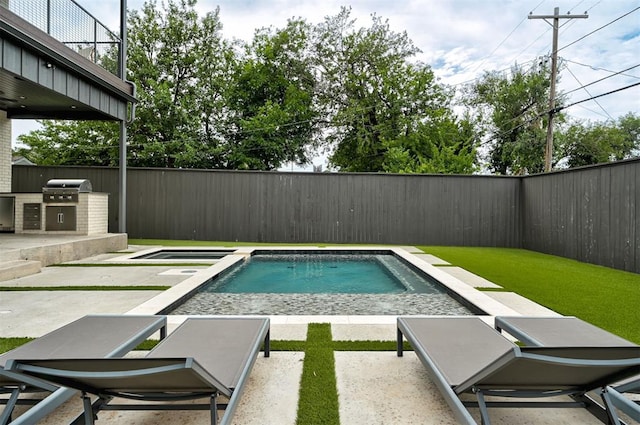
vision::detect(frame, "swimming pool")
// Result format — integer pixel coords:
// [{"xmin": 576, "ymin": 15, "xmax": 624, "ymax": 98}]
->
[
  {"xmin": 168, "ymin": 249, "xmax": 483, "ymax": 316},
  {"xmin": 203, "ymin": 253, "xmax": 439, "ymax": 294}
]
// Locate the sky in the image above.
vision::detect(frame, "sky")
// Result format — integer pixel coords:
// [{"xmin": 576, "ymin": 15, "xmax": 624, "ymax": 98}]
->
[{"xmin": 11, "ymin": 0, "xmax": 640, "ymax": 170}]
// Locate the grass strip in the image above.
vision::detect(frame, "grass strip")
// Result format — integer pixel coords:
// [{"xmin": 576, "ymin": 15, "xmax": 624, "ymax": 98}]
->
[
  {"xmin": 0, "ymin": 286, "xmax": 171, "ymax": 291},
  {"xmin": 0, "ymin": 337, "xmax": 34, "ymax": 353},
  {"xmin": 296, "ymin": 323, "xmax": 340, "ymax": 425},
  {"xmin": 270, "ymin": 340, "xmax": 308, "ymax": 351},
  {"xmin": 422, "ymin": 246, "xmax": 640, "ymax": 344},
  {"xmin": 332, "ymin": 340, "xmax": 411, "ymax": 351}
]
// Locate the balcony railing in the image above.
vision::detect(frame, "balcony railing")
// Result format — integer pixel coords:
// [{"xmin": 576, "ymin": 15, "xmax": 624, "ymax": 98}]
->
[{"xmin": 1, "ymin": 0, "xmax": 122, "ymax": 77}]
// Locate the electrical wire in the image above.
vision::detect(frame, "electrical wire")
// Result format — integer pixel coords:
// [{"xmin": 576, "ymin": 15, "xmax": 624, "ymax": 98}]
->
[
  {"xmin": 557, "ymin": 81, "xmax": 640, "ymax": 111},
  {"xmin": 468, "ymin": 17, "xmax": 528, "ymax": 74},
  {"xmin": 455, "ymin": 0, "xmax": 546, "ymax": 79},
  {"xmin": 564, "ymin": 64, "xmax": 613, "ymax": 120},
  {"xmin": 477, "ymin": 81, "xmax": 639, "ymax": 148},
  {"xmin": 563, "ymin": 59, "xmax": 640, "ymax": 80},
  {"xmin": 563, "ymin": 63, "xmax": 640, "ymax": 95},
  {"xmin": 557, "ymin": 6, "xmax": 640, "ymax": 53}
]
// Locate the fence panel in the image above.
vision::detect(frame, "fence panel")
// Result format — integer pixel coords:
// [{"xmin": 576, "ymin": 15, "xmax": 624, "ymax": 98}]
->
[
  {"xmin": 12, "ymin": 166, "xmax": 521, "ymax": 247},
  {"xmin": 13, "ymin": 161, "xmax": 639, "ymax": 272},
  {"xmin": 522, "ymin": 160, "xmax": 639, "ymax": 272}
]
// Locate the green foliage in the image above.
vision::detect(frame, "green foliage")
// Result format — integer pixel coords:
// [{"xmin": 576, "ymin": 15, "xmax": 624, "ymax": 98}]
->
[
  {"xmin": 16, "ymin": 120, "xmax": 119, "ymax": 166},
  {"xmin": 421, "ymin": 246, "xmax": 640, "ymax": 344},
  {"xmin": 228, "ymin": 19, "xmax": 318, "ymax": 170},
  {"xmin": 464, "ymin": 63, "xmax": 558, "ymax": 174},
  {"xmin": 382, "ymin": 116, "xmax": 478, "ymax": 174},
  {"xmin": 558, "ymin": 112, "xmax": 640, "ymax": 167},
  {"xmin": 313, "ymin": 8, "xmax": 473, "ymax": 172},
  {"xmin": 15, "ymin": 1, "xmax": 635, "ymax": 174},
  {"xmin": 126, "ymin": 0, "xmax": 232, "ymax": 168}
]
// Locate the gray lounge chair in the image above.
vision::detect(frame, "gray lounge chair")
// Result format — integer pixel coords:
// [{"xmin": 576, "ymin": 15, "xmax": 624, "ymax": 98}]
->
[
  {"xmin": 495, "ymin": 316, "xmax": 640, "ymax": 423},
  {"xmin": 397, "ymin": 316, "xmax": 640, "ymax": 425},
  {"xmin": 6, "ymin": 317, "xmax": 270, "ymax": 425},
  {"xmin": 0, "ymin": 314, "xmax": 166, "ymax": 425}
]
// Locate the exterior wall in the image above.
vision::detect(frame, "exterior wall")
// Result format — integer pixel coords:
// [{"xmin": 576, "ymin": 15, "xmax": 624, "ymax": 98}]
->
[{"xmin": 0, "ymin": 111, "xmax": 10, "ymax": 192}]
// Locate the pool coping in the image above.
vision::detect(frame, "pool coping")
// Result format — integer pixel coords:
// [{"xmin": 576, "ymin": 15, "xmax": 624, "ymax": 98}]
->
[
  {"xmin": 105, "ymin": 246, "xmax": 236, "ymax": 263},
  {"xmin": 126, "ymin": 247, "xmax": 520, "ymax": 318}
]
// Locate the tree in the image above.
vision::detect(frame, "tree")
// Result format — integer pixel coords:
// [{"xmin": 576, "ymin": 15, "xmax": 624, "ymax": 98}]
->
[
  {"xmin": 15, "ymin": 121, "xmax": 119, "ymax": 166},
  {"xmin": 226, "ymin": 19, "xmax": 319, "ymax": 170},
  {"xmin": 558, "ymin": 113, "xmax": 640, "ymax": 168},
  {"xmin": 126, "ymin": 0, "xmax": 231, "ymax": 168},
  {"xmin": 464, "ymin": 62, "xmax": 559, "ymax": 175},
  {"xmin": 382, "ymin": 115, "xmax": 477, "ymax": 174},
  {"xmin": 312, "ymin": 7, "xmax": 475, "ymax": 172}
]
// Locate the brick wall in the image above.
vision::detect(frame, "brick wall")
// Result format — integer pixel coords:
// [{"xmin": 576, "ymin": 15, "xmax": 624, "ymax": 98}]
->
[
  {"xmin": 0, "ymin": 111, "xmax": 11, "ymax": 192},
  {"xmin": 83, "ymin": 192, "xmax": 109, "ymax": 234}
]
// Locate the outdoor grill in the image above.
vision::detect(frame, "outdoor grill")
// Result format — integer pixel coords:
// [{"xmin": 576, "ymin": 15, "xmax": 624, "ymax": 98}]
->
[
  {"xmin": 42, "ymin": 179, "xmax": 92, "ymax": 203},
  {"xmin": 42, "ymin": 179, "xmax": 93, "ymax": 231}
]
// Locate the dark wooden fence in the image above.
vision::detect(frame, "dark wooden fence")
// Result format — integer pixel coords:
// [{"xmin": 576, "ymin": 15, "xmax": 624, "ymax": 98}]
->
[
  {"xmin": 522, "ymin": 160, "xmax": 639, "ymax": 273},
  {"xmin": 12, "ymin": 158, "xmax": 640, "ymax": 273}
]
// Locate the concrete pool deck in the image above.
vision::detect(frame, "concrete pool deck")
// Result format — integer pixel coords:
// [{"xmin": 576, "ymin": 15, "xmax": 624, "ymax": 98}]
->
[{"xmin": 0, "ymin": 237, "xmax": 636, "ymax": 424}]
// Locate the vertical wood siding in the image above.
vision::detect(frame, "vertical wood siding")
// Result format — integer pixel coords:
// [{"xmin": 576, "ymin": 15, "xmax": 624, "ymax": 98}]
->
[
  {"xmin": 522, "ymin": 160, "xmax": 639, "ymax": 272},
  {"xmin": 12, "ymin": 159, "xmax": 639, "ymax": 272},
  {"xmin": 11, "ymin": 167, "xmax": 521, "ymax": 247}
]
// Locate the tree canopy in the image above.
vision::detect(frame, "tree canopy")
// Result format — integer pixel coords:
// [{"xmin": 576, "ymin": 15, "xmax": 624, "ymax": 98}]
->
[
  {"xmin": 462, "ymin": 62, "xmax": 560, "ymax": 175},
  {"xmin": 312, "ymin": 7, "xmax": 477, "ymax": 173},
  {"xmin": 14, "ymin": 0, "xmax": 639, "ymax": 175}
]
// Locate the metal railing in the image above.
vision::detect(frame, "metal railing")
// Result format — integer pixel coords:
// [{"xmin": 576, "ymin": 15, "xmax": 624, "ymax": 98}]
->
[{"xmin": 1, "ymin": 0, "xmax": 121, "ymax": 76}]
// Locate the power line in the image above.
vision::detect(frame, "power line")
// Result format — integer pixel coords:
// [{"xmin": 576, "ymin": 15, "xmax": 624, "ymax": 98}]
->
[
  {"xmin": 479, "ymin": 81, "xmax": 639, "ymax": 149},
  {"xmin": 460, "ymin": 0, "xmax": 547, "ymax": 79},
  {"xmin": 448, "ymin": 59, "xmax": 536, "ymax": 87},
  {"xmin": 574, "ymin": 103, "xmax": 613, "ymax": 120},
  {"xmin": 563, "ymin": 63, "xmax": 640, "ymax": 95},
  {"xmin": 558, "ymin": 6, "xmax": 640, "ymax": 53},
  {"xmin": 564, "ymin": 63, "xmax": 613, "ymax": 120},
  {"xmin": 563, "ymin": 59, "xmax": 640, "ymax": 80},
  {"xmin": 469, "ymin": 17, "xmax": 528, "ymax": 74},
  {"xmin": 557, "ymin": 81, "xmax": 640, "ymax": 112}
]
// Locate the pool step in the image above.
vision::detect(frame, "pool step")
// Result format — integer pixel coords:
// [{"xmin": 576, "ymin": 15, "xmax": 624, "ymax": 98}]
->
[{"xmin": 0, "ymin": 260, "xmax": 42, "ymax": 281}]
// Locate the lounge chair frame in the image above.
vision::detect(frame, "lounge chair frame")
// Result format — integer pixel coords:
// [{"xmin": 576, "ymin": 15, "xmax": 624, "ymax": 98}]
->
[
  {"xmin": 397, "ymin": 316, "xmax": 640, "ymax": 425},
  {"xmin": 495, "ymin": 316, "xmax": 640, "ymax": 423},
  {"xmin": 0, "ymin": 314, "xmax": 167, "ymax": 425},
  {"xmin": 7, "ymin": 317, "xmax": 270, "ymax": 425}
]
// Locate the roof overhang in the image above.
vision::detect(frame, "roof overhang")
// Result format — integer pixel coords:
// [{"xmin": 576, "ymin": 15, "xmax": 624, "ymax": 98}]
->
[{"xmin": 0, "ymin": 7, "xmax": 136, "ymax": 121}]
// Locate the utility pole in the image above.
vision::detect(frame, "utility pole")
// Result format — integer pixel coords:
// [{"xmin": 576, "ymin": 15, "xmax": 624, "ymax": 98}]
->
[{"xmin": 529, "ymin": 7, "xmax": 587, "ymax": 172}]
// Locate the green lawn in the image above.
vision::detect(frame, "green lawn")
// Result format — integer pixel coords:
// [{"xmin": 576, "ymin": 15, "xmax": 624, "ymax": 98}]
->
[{"xmin": 421, "ymin": 246, "xmax": 640, "ymax": 344}]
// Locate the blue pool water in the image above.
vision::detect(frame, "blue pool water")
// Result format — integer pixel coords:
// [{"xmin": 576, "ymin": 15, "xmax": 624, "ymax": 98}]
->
[{"xmin": 200, "ymin": 253, "xmax": 444, "ymax": 294}]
